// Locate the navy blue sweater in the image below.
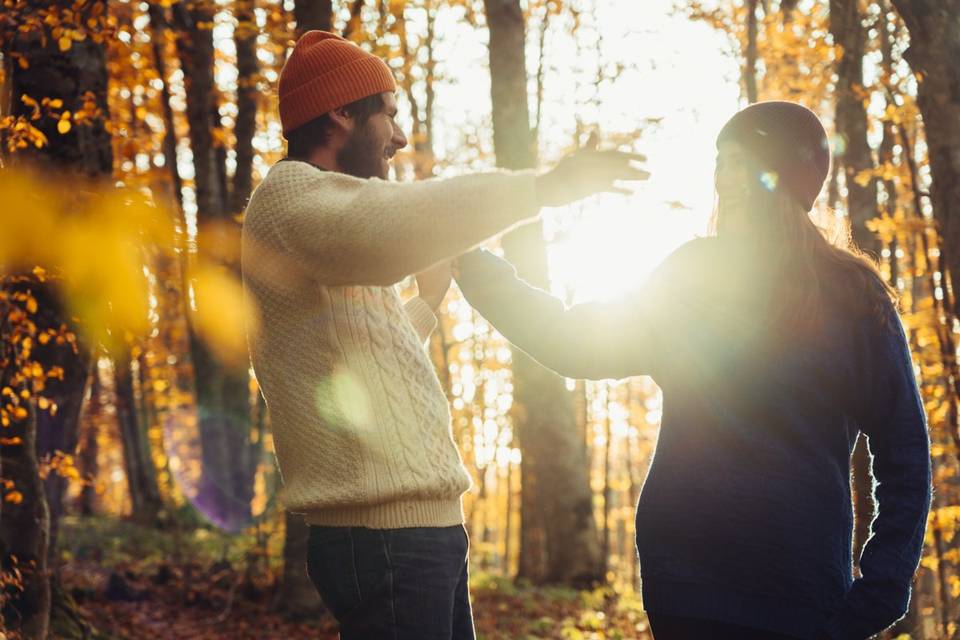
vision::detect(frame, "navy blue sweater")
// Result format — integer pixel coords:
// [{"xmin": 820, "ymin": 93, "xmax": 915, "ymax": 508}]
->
[{"xmin": 455, "ymin": 237, "xmax": 931, "ymax": 640}]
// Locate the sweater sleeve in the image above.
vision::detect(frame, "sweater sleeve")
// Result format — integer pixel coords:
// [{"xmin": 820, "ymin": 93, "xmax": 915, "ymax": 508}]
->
[
  {"xmin": 454, "ymin": 246, "xmax": 694, "ymax": 380},
  {"xmin": 403, "ymin": 296, "xmax": 438, "ymax": 345},
  {"xmin": 822, "ymin": 300, "xmax": 932, "ymax": 640},
  {"xmin": 267, "ymin": 163, "xmax": 539, "ymax": 286}
]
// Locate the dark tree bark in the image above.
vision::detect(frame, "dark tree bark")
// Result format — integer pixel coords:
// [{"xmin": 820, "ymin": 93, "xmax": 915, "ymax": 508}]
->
[
  {"xmin": 147, "ymin": 2, "xmax": 184, "ymax": 213},
  {"xmin": 830, "ymin": 0, "xmax": 880, "ymax": 257},
  {"xmin": 0, "ymin": 1, "xmax": 112, "ymax": 635},
  {"xmin": 0, "ymin": 371, "xmax": 48, "ymax": 640},
  {"xmin": 745, "ymin": 0, "xmax": 760, "ymax": 103},
  {"xmin": 173, "ymin": 0, "xmax": 257, "ymax": 532},
  {"xmin": 173, "ymin": 1, "xmax": 227, "ymax": 219},
  {"xmin": 274, "ymin": 512, "xmax": 323, "ymax": 618},
  {"xmin": 272, "ymin": 1, "xmax": 333, "ymax": 620},
  {"xmin": 113, "ymin": 345, "xmax": 163, "ymax": 523},
  {"xmin": 77, "ymin": 369, "xmax": 101, "ymax": 517},
  {"xmin": 36, "ymin": 351, "xmax": 93, "ymax": 571},
  {"xmin": 781, "ymin": 0, "xmax": 800, "ymax": 20},
  {"xmin": 877, "ymin": 2, "xmax": 901, "ymax": 291},
  {"xmin": 294, "ymin": 0, "xmax": 334, "ymax": 36},
  {"xmin": 231, "ymin": 0, "xmax": 259, "ymax": 214},
  {"xmin": 483, "ymin": 0, "xmax": 602, "ymax": 587},
  {"xmin": 889, "ymin": 0, "xmax": 960, "ymax": 319},
  {"xmin": 829, "ymin": 0, "xmax": 881, "ymax": 571}
]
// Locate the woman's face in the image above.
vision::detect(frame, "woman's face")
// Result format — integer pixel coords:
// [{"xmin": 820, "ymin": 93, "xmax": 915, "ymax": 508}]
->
[{"xmin": 715, "ymin": 140, "xmax": 765, "ymax": 238}]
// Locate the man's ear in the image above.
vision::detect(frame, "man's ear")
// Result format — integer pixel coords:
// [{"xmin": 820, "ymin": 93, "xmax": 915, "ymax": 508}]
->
[{"xmin": 328, "ymin": 106, "xmax": 354, "ymax": 135}]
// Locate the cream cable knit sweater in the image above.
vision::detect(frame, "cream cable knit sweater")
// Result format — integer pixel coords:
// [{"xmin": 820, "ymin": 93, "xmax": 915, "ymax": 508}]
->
[{"xmin": 241, "ymin": 159, "xmax": 539, "ymax": 528}]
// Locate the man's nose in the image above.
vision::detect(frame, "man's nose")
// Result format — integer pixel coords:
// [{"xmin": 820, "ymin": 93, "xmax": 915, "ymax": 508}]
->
[{"xmin": 393, "ymin": 123, "xmax": 408, "ymax": 150}]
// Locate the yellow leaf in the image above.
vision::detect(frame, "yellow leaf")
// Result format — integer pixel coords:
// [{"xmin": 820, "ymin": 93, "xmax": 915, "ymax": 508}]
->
[
  {"xmin": 26, "ymin": 296, "xmax": 37, "ymax": 314},
  {"xmin": 854, "ymin": 168, "xmax": 873, "ymax": 188},
  {"xmin": 57, "ymin": 118, "xmax": 71, "ymax": 135},
  {"xmin": 38, "ymin": 397, "xmax": 50, "ymax": 410},
  {"xmin": 59, "ymin": 36, "xmax": 72, "ymax": 52},
  {"xmin": 12, "ymin": 407, "xmax": 27, "ymax": 420}
]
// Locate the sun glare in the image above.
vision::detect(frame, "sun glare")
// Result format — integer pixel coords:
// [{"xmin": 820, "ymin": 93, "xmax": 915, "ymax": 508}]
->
[{"xmin": 546, "ymin": 190, "xmax": 711, "ymax": 303}]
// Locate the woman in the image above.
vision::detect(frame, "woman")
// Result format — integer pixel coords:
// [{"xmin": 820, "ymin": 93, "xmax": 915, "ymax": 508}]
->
[{"xmin": 454, "ymin": 101, "xmax": 931, "ymax": 640}]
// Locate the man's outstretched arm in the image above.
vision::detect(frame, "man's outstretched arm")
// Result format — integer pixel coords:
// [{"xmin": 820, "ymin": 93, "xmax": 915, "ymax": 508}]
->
[{"xmin": 259, "ymin": 148, "xmax": 647, "ymax": 287}]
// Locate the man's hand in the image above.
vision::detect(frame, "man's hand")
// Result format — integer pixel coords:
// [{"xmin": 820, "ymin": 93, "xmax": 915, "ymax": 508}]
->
[
  {"xmin": 535, "ymin": 133, "xmax": 649, "ymax": 208},
  {"xmin": 416, "ymin": 260, "xmax": 453, "ymax": 311}
]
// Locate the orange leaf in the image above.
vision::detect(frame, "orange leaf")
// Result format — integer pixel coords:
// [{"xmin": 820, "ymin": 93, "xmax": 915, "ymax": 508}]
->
[{"xmin": 6, "ymin": 491, "xmax": 23, "ymax": 504}]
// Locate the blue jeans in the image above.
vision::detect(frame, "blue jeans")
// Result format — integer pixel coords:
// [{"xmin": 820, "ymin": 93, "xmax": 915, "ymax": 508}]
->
[{"xmin": 306, "ymin": 524, "xmax": 475, "ymax": 640}]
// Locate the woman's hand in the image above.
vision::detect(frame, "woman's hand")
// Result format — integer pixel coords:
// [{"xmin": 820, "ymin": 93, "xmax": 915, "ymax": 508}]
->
[{"xmin": 415, "ymin": 260, "xmax": 453, "ymax": 311}]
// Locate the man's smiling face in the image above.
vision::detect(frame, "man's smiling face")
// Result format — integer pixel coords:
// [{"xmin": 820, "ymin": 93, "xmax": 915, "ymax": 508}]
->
[{"xmin": 336, "ymin": 92, "xmax": 408, "ymax": 180}]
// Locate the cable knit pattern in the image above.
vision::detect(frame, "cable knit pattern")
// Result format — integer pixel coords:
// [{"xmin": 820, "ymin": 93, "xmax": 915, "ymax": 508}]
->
[{"xmin": 240, "ymin": 159, "xmax": 539, "ymax": 528}]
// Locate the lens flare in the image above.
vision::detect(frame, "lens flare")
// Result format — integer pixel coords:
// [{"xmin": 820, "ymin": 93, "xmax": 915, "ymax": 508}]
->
[
  {"xmin": 315, "ymin": 370, "xmax": 374, "ymax": 428},
  {"xmin": 759, "ymin": 171, "xmax": 779, "ymax": 191},
  {"xmin": 163, "ymin": 406, "xmax": 279, "ymax": 533}
]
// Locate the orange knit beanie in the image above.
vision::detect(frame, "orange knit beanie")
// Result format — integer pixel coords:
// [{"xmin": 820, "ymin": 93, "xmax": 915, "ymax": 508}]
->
[{"xmin": 278, "ymin": 31, "xmax": 396, "ymax": 136}]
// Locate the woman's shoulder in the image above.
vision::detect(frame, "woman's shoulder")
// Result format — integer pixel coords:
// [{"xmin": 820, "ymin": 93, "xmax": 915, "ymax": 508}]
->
[{"xmin": 658, "ymin": 236, "xmax": 721, "ymax": 272}]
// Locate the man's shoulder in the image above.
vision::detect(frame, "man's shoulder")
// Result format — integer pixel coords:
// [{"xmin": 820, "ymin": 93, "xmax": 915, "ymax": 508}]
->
[{"xmin": 246, "ymin": 160, "xmax": 328, "ymax": 217}]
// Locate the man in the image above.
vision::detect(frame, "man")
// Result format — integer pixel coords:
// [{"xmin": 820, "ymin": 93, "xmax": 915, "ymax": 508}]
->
[{"xmin": 240, "ymin": 31, "xmax": 645, "ymax": 640}]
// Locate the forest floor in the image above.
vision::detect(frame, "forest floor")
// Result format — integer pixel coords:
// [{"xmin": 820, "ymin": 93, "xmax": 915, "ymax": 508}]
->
[{"xmin": 50, "ymin": 516, "xmax": 652, "ymax": 640}]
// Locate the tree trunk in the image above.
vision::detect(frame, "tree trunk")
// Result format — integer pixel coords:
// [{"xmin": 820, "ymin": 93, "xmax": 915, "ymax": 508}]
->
[
  {"xmin": 36, "ymin": 351, "xmax": 93, "ymax": 572},
  {"xmin": 0, "ymin": 382, "xmax": 48, "ymax": 640},
  {"xmin": 745, "ymin": 0, "xmax": 760, "ymax": 103},
  {"xmin": 273, "ymin": 2, "xmax": 334, "ymax": 620},
  {"xmin": 1, "ymin": 1, "xmax": 112, "ymax": 634},
  {"xmin": 147, "ymin": 1, "xmax": 185, "ymax": 213},
  {"xmin": 274, "ymin": 512, "xmax": 324, "ymax": 618},
  {"xmin": 889, "ymin": 0, "xmax": 960, "ymax": 318},
  {"xmin": 173, "ymin": 0, "xmax": 256, "ymax": 532},
  {"xmin": 173, "ymin": 1, "xmax": 227, "ymax": 219},
  {"xmin": 828, "ymin": 0, "xmax": 880, "ymax": 571},
  {"xmin": 830, "ymin": 0, "xmax": 880, "ymax": 258},
  {"xmin": 113, "ymin": 345, "xmax": 164, "ymax": 524},
  {"xmin": 78, "ymin": 369, "xmax": 101, "ymax": 517},
  {"xmin": 231, "ymin": 0, "xmax": 259, "ymax": 214},
  {"xmin": 483, "ymin": 0, "xmax": 602, "ymax": 587},
  {"xmin": 294, "ymin": 0, "xmax": 334, "ymax": 37}
]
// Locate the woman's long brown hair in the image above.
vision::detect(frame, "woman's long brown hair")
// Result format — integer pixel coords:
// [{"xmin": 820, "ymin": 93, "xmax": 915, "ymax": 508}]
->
[{"xmin": 711, "ymin": 185, "xmax": 897, "ymax": 336}]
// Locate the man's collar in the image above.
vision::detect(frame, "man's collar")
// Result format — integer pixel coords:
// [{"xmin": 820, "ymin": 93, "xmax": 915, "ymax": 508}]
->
[{"xmin": 279, "ymin": 157, "xmax": 329, "ymax": 172}]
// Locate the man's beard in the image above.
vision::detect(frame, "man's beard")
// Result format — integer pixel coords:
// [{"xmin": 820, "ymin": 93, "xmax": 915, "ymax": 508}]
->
[{"xmin": 337, "ymin": 123, "xmax": 387, "ymax": 179}]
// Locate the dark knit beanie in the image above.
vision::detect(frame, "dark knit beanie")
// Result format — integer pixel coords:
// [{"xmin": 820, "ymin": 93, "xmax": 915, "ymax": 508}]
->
[{"xmin": 716, "ymin": 101, "xmax": 831, "ymax": 211}]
